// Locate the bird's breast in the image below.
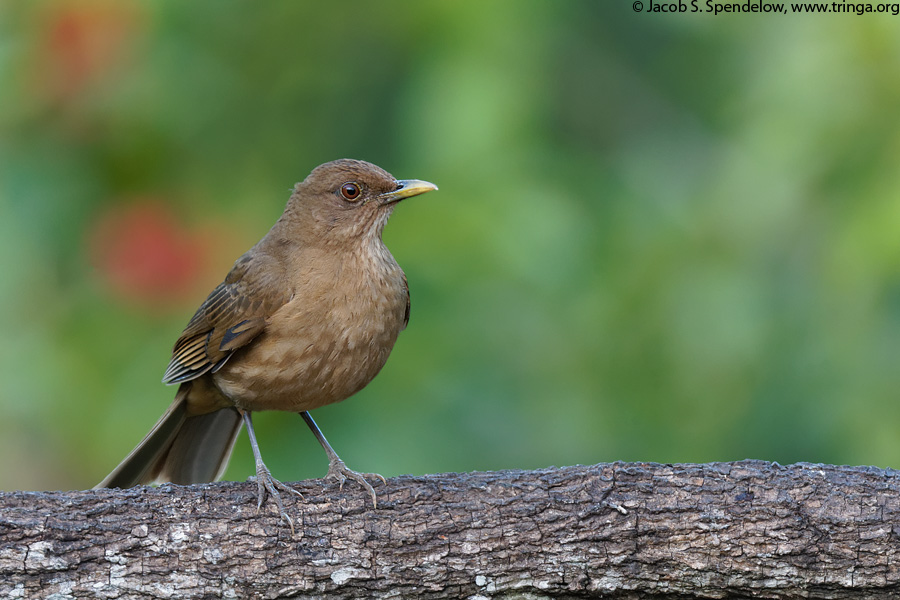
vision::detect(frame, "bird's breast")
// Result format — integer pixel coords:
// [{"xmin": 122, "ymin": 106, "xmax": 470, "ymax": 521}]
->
[{"xmin": 211, "ymin": 246, "xmax": 409, "ymax": 413}]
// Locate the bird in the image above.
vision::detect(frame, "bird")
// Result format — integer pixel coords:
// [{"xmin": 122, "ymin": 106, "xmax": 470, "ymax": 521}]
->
[{"xmin": 95, "ymin": 158, "xmax": 438, "ymax": 531}]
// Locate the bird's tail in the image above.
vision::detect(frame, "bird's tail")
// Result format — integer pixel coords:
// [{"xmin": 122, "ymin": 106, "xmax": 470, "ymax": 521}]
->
[{"xmin": 95, "ymin": 383, "xmax": 243, "ymax": 488}]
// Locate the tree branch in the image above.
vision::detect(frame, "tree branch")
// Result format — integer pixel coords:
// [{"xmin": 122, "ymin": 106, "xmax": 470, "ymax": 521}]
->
[{"xmin": 2, "ymin": 461, "xmax": 900, "ymax": 598}]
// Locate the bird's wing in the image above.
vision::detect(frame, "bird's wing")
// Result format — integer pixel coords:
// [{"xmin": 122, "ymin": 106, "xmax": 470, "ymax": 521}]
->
[
  {"xmin": 401, "ymin": 273, "xmax": 410, "ymax": 330},
  {"xmin": 162, "ymin": 252, "xmax": 291, "ymax": 384}
]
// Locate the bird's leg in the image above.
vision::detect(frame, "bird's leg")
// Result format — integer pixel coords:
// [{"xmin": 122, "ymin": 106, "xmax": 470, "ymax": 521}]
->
[
  {"xmin": 240, "ymin": 410, "xmax": 302, "ymax": 533},
  {"xmin": 300, "ymin": 411, "xmax": 385, "ymax": 507}
]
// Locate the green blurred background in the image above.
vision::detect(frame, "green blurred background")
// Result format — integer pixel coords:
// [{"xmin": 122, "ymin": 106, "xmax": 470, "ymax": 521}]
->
[{"xmin": 2, "ymin": 1, "xmax": 900, "ymax": 492}]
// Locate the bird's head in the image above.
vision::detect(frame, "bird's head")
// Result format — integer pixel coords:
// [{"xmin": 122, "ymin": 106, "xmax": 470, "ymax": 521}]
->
[{"xmin": 281, "ymin": 159, "xmax": 438, "ymax": 244}]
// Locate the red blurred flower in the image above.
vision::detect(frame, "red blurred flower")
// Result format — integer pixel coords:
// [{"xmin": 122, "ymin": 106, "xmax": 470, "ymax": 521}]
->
[
  {"xmin": 36, "ymin": 1, "xmax": 142, "ymax": 102},
  {"xmin": 88, "ymin": 200, "xmax": 220, "ymax": 310}
]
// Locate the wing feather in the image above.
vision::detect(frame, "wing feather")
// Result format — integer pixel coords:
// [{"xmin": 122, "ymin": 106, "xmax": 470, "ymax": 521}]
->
[{"xmin": 162, "ymin": 251, "xmax": 290, "ymax": 385}]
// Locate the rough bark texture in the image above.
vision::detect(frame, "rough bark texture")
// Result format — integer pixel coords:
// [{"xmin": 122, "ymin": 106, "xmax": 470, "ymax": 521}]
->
[{"xmin": 2, "ymin": 461, "xmax": 900, "ymax": 599}]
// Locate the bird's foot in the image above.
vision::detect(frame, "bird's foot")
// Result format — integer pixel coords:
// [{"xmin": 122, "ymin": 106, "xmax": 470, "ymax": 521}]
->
[
  {"xmin": 250, "ymin": 463, "xmax": 303, "ymax": 534},
  {"xmin": 324, "ymin": 457, "xmax": 386, "ymax": 508}
]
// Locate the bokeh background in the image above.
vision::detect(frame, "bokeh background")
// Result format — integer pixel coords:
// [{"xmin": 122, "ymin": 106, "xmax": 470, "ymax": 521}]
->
[{"xmin": 2, "ymin": 1, "xmax": 900, "ymax": 492}]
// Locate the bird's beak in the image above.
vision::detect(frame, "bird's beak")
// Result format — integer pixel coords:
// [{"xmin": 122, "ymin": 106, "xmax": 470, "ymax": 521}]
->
[{"xmin": 379, "ymin": 179, "xmax": 439, "ymax": 204}]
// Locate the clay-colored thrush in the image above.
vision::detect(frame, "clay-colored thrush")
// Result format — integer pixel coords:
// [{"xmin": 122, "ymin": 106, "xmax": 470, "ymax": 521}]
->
[{"xmin": 96, "ymin": 159, "xmax": 438, "ymax": 529}]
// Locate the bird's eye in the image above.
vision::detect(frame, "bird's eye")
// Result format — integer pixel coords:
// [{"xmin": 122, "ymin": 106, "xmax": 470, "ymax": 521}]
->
[{"xmin": 340, "ymin": 182, "xmax": 361, "ymax": 201}]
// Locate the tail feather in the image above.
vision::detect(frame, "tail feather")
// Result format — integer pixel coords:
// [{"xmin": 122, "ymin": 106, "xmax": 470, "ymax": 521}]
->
[
  {"xmin": 158, "ymin": 407, "xmax": 242, "ymax": 484},
  {"xmin": 95, "ymin": 383, "xmax": 242, "ymax": 489}
]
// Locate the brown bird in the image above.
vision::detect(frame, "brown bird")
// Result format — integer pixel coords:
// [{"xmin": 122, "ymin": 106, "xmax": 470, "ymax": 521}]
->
[{"xmin": 96, "ymin": 159, "xmax": 438, "ymax": 530}]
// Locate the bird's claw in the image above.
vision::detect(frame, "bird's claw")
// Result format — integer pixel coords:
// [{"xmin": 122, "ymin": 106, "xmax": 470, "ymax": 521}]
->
[
  {"xmin": 250, "ymin": 464, "xmax": 303, "ymax": 534},
  {"xmin": 325, "ymin": 457, "xmax": 385, "ymax": 508}
]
